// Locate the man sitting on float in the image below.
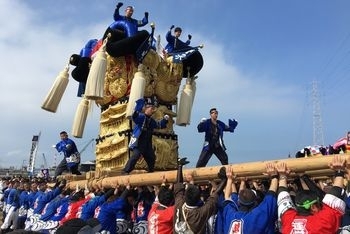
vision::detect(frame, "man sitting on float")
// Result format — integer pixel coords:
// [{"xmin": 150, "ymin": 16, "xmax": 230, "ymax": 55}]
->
[
  {"xmin": 104, "ymin": 2, "xmax": 150, "ymax": 58},
  {"xmin": 164, "ymin": 25, "xmax": 192, "ymax": 54},
  {"xmin": 111, "ymin": 2, "xmax": 149, "ymax": 38}
]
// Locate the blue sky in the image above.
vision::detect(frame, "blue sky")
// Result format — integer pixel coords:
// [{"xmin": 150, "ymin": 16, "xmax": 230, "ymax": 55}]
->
[{"xmin": 0, "ymin": 0, "xmax": 349, "ymax": 169}]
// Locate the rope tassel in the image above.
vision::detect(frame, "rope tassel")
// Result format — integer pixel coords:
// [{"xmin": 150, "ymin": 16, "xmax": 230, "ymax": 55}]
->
[
  {"xmin": 176, "ymin": 72, "xmax": 195, "ymax": 126},
  {"xmin": 41, "ymin": 65, "xmax": 70, "ymax": 113},
  {"xmin": 125, "ymin": 64, "xmax": 146, "ymax": 119},
  {"xmin": 84, "ymin": 39, "xmax": 107, "ymax": 100},
  {"xmin": 71, "ymin": 97, "xmax": 90, "ymax": 138}
]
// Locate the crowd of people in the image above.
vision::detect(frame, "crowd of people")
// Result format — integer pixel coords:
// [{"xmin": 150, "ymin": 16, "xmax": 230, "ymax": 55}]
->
[{"xmin": 0, "ymin": 155, "xmax": 349, "ymax": 233}]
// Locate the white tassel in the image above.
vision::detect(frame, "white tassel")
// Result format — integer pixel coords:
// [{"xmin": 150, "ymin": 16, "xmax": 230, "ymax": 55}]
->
[
  {"xmin": 41, "ymin": 65, "xmax": 69, "ymax": 113},
  {"xmin": 176, "ymin": 78, "xmax": 194, "ymax": 126},
  {"xmin": 84, "ymin": 39, "xmax": 107, "ymax": 100},
  {"xmin": 125, "ymin": 65, "xmax": 146, "ymax": 119},
  {"xmin": 71, "ymin": 97, "xmax": 90, "ymax": 138},
  {"xmin": 189, "ymin": 77, "xmax": 197, "ymax": 121}
]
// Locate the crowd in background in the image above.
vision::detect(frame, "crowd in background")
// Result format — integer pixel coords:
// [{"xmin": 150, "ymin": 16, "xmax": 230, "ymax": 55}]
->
[{"xmin": 0, "ymin": 155, "xmax": 349, "ymax": 233}]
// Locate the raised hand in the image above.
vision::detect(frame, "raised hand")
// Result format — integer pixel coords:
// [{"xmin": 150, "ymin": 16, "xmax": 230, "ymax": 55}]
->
[
  {"xmin": 265, "ymin": 163, "xmax": 277, "ymax": 177},
  {"xmin": 276, "ymin": 162, "xmax": 289, "ymax": 176},
  {"xmin": 116, "ymin": 2, "xmax": 123, "ymax": 8},
  {"xmin": 229, "ymin": 119, "xmax": 238, "ymax": 130},
  {"xmin": 329, "ymin": 155, "xmax": 346, "ymax": 171},
  {"xmin": 225, "ymin": 166, "xmax": 234, "ymax": 179}
]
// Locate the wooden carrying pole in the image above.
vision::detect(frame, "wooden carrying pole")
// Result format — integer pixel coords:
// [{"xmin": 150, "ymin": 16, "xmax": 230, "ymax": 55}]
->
[{"xmin": 67, "ymin": 154, "xmax": 349, "ymax": 189}]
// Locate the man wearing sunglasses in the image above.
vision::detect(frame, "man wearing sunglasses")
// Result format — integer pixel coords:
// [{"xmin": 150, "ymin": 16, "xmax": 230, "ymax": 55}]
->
[{"xmin": 196, "ymin": 108, "xmax": 238, "ymax": 168}]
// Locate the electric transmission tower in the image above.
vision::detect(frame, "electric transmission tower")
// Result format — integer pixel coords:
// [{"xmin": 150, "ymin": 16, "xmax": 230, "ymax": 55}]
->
[{"xmin": 311, "ymin": 80, "xmax": 325, "ymax": 146}]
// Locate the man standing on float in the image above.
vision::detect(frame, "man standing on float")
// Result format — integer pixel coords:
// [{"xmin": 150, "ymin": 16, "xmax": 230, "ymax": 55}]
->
[
  {"xmin": 196, "ymin": 108, "xmax": 238, "ymax": 168},
  {"xmin": 122, "ymin": 97, "xmax": 169, "ymax": 174},
  {"xmin": 54, "ymin": 131, "xmax": 81, "ymax": 177}
]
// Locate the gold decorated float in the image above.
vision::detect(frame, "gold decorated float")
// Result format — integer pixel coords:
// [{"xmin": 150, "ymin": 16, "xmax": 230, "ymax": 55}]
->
[{"xmin": 84, "ymin": 50, "xmax": 185, "ymax": 176}]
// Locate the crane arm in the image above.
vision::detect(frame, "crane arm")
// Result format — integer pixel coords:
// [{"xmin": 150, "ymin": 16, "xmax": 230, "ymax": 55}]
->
[{"xmin": 42, "ymin": 153, "xmax": 48, "ymax": 168}]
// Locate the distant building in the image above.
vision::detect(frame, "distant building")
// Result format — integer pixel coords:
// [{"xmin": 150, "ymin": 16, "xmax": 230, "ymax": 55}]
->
[
  {"xmin": 80, "ymin": 160, "xmax": 95, "ymax": 173},
  {"xmin": 0, "ymin": 167, "xmax": 27, "ymax": 178}
]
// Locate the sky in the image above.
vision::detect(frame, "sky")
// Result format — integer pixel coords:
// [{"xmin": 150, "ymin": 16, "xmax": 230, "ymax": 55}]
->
[{"xmin": 0, "ymin": 0, "xmax": 350, "ymax": 169}]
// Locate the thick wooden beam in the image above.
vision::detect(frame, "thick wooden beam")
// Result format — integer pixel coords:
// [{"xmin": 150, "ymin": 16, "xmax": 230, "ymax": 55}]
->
[{"xmin": 66, "ymin": 154, "xmax": 349, "ymax": 189}]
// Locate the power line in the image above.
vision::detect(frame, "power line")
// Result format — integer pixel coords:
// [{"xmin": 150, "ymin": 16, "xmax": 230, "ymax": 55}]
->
[{"xmin": 317, "ymin": 32, "xmax": 350, "ymax": 85}]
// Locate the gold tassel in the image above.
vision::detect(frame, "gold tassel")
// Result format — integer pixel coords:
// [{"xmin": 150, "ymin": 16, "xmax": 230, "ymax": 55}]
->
[
  {"xmin": 71, "ymin": 97, "xmax": 90, "ymax": 138},
  {"xmin": 41, "ymin": 65, "xmax": 70, "ymax": 113},
  {"xmin": 84, "ymin": 39, "xmax": 107, "ymax": 100}
]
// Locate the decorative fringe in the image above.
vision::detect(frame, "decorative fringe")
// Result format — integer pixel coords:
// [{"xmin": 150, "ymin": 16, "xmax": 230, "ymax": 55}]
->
[
  {"xmin": 71, "ymin": 97, "xmax": 90, "ymax": 138},
  {"xmin": 41, "ymin": 65, "xmax": 70, "ymax": 113},
  {"xmin": 125, "ymin": 65, "xmax": 146, "ymax": 119},
  {"xmin": 84, "ymin": 39, "xmax": 107, "ymax": 100},
  {"xmin": 176, "ymin": 78, "xmax": 194, "ymax": 126}
]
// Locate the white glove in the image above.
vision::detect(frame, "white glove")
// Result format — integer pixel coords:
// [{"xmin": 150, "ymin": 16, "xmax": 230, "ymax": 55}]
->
[
  {"xmin": 201, "ymin": 118, "xmax": 206, "ymax": 122},
  {"xmin": 164, "ymin": 115, "xmax": 170, "ymax": 120}
]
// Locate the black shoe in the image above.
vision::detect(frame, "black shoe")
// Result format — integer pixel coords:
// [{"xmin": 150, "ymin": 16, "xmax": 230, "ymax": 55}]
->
[
  {"xmin": 120, "ymin": 170, "xmax": 129, "ymax": 175},
  {"xmin": 178, "ymin": 157, "xmax": 190, "ymax": 166},
  {"xmin": 218, "ymin": 167, "xmax": 227, "ymax": 180}
]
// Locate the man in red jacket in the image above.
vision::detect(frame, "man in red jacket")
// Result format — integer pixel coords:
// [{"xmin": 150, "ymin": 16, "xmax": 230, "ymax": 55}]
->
[
  {"xmin": 148, "ymin": 184, "xmax": 175, "ymax": 233},
  {"xmin": 277, "ymin": 155, "xmax": 346, "ymax": 233}
]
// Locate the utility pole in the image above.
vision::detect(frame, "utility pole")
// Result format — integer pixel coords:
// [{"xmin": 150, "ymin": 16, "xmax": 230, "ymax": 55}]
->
[{"xmin": 311, "ymin": 80, "xmax": 325, "ymax": 146}]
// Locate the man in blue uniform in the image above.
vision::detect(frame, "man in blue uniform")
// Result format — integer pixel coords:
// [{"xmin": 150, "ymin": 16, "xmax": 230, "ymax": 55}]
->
[
  {"xmin": 196, "ymin": 108, "xmax": 238, "ymax": 167},
  {"xmin": 112, "ymin": 2, "xmax": 149, "ymax": 37},
  {"xmin": 54, "ymin": 131, "xmax": 81, "ymax": 177},
  {"xmin": 165, "ymin": 25, "xmax": 191, "ymax": 54},
  {"xmin": 122, "ymin": 97, "xmax": 169, "ymax": 174},
  {"xmin": 221, "ymin": 164, "xmax": 278, "ymax": 234}
]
